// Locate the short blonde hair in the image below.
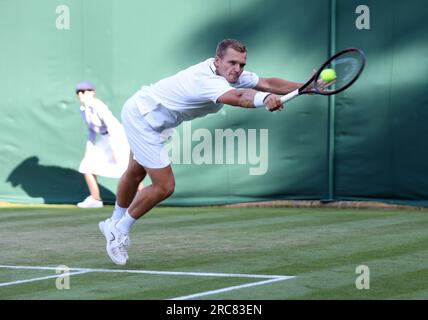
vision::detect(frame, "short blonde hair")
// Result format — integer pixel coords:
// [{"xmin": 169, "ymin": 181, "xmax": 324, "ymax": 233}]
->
[{"xmin": 216, "ymin": 39, "xmax": 247, "ymax": 58}]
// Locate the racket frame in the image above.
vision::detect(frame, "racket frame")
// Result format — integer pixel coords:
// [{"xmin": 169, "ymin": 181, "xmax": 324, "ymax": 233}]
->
[{"xmin": 280, "ymin": 47, "xmax": 366, "ymax": 103}]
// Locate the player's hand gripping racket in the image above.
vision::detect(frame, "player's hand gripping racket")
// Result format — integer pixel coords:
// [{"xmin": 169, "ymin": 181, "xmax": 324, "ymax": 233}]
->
[{"xmin": 280, "ymin": 48, "xmax": 366, "ymax": 103}]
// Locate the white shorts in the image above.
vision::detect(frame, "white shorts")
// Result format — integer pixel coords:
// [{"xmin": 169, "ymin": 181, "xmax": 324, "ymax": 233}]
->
[{"xmin": 121, "ymin": 97, "xmax": 171, "ymax": 169}]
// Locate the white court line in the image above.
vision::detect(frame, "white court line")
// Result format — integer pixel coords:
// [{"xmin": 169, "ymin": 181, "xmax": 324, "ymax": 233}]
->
[
  {"xmin": 0, "ymin": 270, "xmax": 91, "ymax": 287},
  {"xmin": 0, "ymin": 265, "xmax": 285, "ymax": 279},
  {"xmin": 170, "ymin": 276, "xmax": 294, "ymax": 300},
  {"xmin": 0, "ymin": 265, "xmax": 296, "ymax": 298}
]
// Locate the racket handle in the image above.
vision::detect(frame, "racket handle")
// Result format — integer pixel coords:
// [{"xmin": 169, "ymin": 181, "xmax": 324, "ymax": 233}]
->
[{"xmin": 280, "ymin": 89, "xmax": 299, "ymax": 103}]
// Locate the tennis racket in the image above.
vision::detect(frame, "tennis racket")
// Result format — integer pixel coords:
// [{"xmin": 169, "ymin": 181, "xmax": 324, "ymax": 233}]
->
[{"xmin": 279, "ymin": 48, "xmax": 366, "ymax": 103}]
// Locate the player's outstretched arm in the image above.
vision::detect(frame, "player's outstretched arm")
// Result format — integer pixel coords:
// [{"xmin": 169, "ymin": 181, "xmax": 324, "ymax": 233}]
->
[
  {"xmin": 255, "ymin": 77, "xmax": 303, "ymax": 95},
  {"xmin": 217, "ymin": 88, "xmax": 258, "ymax": 108},
  {"xmin": 217, "ymin": 89, "xmax": 283, "ymax": 112}
]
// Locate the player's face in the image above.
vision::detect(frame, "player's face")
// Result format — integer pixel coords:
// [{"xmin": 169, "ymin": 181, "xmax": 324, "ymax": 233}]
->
[{"xmin": 214, "ymin": 48, "xmax": 246, "ymax": 83}]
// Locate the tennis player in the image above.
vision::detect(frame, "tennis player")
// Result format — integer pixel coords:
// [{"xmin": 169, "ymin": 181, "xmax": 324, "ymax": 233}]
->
[
  {"xmin": 76, "ymin": 82, "xmax": 130, "ymax": 208},
  {"xmin": 99, "ymin": 39, "xmax": 305, "ymax": 265}
]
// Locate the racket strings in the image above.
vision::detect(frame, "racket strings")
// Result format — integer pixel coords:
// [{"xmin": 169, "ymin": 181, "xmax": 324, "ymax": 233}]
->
[{"xmin": 315, "ymin": 50, "xmax": 365, "ymax": 94}]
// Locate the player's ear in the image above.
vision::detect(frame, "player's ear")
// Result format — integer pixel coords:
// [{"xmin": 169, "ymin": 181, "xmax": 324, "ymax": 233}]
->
[{"xmin": 214, "ymin": 55, "xmax": 221, "ymax": 67}]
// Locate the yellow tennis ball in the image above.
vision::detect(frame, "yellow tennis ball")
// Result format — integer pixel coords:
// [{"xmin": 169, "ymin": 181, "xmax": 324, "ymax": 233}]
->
[{"xmin": 320, "ymin": 68, "xmax": 336, "ymax": 82}]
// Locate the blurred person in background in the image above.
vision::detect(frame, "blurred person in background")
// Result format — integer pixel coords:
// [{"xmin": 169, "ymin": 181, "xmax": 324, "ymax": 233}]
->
[{"xmin": 75, "ymin": 81, "xmax": 132, "ymax": 208}]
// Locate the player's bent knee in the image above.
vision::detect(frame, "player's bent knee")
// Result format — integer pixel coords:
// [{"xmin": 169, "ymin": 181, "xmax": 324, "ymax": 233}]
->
[
  {"xmin": 163, "ymin": 182, "xmax": 175, "ymax": 199},
  {"xmin": 123, "ymin": 166, "xmax": 146, "ymax": 182},
  {"xmin": 157, "ymin": 181, "xmax": 175, "ymax": 200},
  {"xmin": 123, "ymin": 171, "xmax": 144, "ymax": 184}
]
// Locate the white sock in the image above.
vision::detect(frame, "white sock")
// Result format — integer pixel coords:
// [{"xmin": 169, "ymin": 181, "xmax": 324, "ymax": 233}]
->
[
  {"xmin": 116, "ymin": 211, "xmax": 136, "ymax": 234},
  {"xmin": 111, "ymin": 202, "xmax": 127, "ymax": 221}
]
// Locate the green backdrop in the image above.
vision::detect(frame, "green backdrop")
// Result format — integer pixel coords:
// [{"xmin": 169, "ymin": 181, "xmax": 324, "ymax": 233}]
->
[{"xmin": 1, "ymin": 0, "xmax": 427, "ymax": 206}]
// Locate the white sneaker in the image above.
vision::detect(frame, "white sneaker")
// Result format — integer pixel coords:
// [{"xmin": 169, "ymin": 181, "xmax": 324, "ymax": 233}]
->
[
  {"xmin": 77, "ymin": 196, "xmax": 103, "ymax": 208},
  {"xmin": 99, "ymin": 218, "xmax": 130, "ymax": 255},
  {"xmin": 99, "ymin": 218, "xmax": 130, "ymax": 265}
]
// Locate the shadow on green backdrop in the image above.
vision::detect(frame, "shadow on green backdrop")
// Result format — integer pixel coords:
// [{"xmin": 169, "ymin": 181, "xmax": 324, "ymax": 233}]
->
[{"xmin": 6, "ymin": 156, "xmax": 115, "ymax": 204}]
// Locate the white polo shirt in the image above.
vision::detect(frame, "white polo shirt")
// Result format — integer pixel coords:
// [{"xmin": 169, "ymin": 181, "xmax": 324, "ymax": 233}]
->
[{"xmin": 132, "ymin": 58, "xmax": 259, "ymax": 132}]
